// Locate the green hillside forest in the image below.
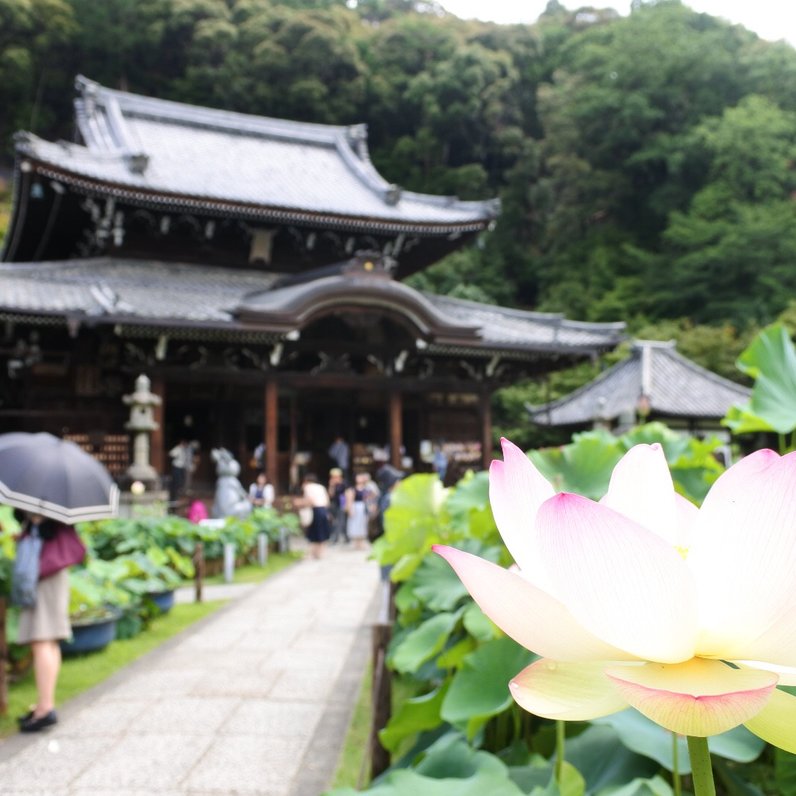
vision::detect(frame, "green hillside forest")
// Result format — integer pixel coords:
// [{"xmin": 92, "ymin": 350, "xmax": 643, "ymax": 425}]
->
[{"xmin": 2, "ymin": 0, "xmax": 795, "ymax": 442}]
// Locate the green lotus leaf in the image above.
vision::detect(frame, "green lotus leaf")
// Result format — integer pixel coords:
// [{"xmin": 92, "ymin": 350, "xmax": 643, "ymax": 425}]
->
[
  {"xmin": 529, "ymin": 430, "xmax": 623, "ymax": 499},
  {"xmin": 593, "ymin": 709, "xmax": 764, "ymax": 773},
  {"xmin": 563, "ymin": 724, "xmax": 658, "ymax": 793},
  {"xmin": 388, "ymin": 608, "xmax": 464, "ymax": 674},
  {"xmin": 379, "ymin": 683, "xmax": 450, "ymax": 754},
  {"xmin": 726, "ymin": 324, "xmax": 796, "ymax": 435},
  {"xmin": 441, "ymin": 636, "xmax": 534, "ymax": 726}
]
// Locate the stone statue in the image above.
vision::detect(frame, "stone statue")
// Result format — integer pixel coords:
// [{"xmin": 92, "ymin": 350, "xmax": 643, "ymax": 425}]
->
[{"xmin": 211, "ymin": 448, "xmax": 252, "ymax": 520}]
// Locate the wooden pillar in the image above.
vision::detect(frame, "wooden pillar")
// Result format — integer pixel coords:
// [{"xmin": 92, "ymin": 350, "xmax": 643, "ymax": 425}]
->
[
  {"xmin": 480, "ymin": 391, "xmax": 492, "ymax": 472},
  {"xmin": 289, "ymin": 393, "xmax": 298, "ymax": 491},
  {"xmin": 389, "ymin": 391, "xmax": 402, "ymax": 469},
  {"xmin": 265, "ymin": 380, "xmax": 279, "ymax": 493},
  {"xmin": 151, "ymin": 377, "xmax": 165, "ymax": 477}
]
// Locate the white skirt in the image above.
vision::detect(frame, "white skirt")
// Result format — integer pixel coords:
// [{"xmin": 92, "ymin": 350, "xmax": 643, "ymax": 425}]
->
[{"xmin": 347, "ymin": 502, "xmax": 369, "ymax": 540}]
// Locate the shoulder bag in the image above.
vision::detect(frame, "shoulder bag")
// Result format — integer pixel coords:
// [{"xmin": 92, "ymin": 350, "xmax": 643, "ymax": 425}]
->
[{"xmin": 39, "ymin": 525, "xmax": 87, "ymax": 579}]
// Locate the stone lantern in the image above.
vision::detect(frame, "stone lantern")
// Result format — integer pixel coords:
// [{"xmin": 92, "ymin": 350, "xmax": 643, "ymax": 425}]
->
[{"xmin": 123, "ymin": 373, "xmax": 161, "ymax": 483}]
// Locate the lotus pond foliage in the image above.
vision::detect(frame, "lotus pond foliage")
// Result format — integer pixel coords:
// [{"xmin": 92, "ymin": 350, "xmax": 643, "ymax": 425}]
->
[
  {"xmin": 0, "ymin": 506, "xmax": 300, "ymax": 647},
  {"xmin": 330, "ymin": 424, "xmax": 796, "ymax": 796}
]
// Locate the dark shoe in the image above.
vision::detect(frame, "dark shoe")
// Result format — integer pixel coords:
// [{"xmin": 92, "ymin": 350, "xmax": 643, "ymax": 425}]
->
[
  {"xmin": 16, "ymin": 710, "xmax": 33, "ymax": 726},
  {"xmin": 19, "ymin": 711, "xmax": 57, "ymax": 733}
]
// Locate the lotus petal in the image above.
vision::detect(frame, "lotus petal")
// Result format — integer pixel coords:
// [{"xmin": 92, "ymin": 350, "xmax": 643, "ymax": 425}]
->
[
  {"xmin": 433, "ymin": 545, "xmax": 633, "ymax": 662},
  {"xmin": 674, "ymin": 492, "xmax": 698, "ymax": 550},
  {"xmin": 733, "ymin": 661, "xmax": 796, "ymax": 686},
  {"xmin": 744, "ymin": 687, "xmax": 796, "ymax": 754},
  {"xmin": 535, "ymin": 493, "xmax": 697, "ymax": 663},
  {"xmin": 600, "ymin": 444, "xmax": 683, "ymax": 546},
  {"xmin": 689, "ymin": 450, "xmax": 796, "ymax": 662},
  {"xmin": 606, "ymin": 658, "xmax": 776, "ymax": 737},
  {"xmin": 489, "ymin": 438, "xmax": 554, "ymax": 573},
  {"xmin": 510, "ymin": 658, "xmax": 628, "ymax": 720}
]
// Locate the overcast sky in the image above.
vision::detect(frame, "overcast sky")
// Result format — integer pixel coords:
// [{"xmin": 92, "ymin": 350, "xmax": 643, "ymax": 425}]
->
[{"xmin": 440, "ymin": 0, "xmax": 796, "ymax": 47}]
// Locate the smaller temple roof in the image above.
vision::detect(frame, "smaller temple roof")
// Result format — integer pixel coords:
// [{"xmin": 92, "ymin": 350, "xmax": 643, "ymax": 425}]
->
[
  {"xmin": 0, "ymin": 257, "xmax": 624, "ymax": 357},
  {"xmin": 528, "ymin": 339, "xmax": 751, "ymax": 425},
  {"xmin": 14, "ymin": 76, "xmax": 498, "ymax": 235}
]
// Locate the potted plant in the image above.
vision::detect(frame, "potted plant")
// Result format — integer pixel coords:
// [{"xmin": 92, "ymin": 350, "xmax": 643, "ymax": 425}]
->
[
  {"xmin": 64, "ymin": 560, "xmax": 130, "ymax": 654},
  {"xmin": 114, "ymin": 548, "xmax": 187, "ymax": 618}
]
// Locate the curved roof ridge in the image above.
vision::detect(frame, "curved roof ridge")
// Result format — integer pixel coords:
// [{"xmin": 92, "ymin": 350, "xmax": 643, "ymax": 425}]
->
[
  {"xmin": 242, "ymin": 271, "xmax": 474, "ymax": 323},
  {"xmin": 76, "ymin": 75, "xmax": 354, "ymax": 148},
  {"xmin": 633, "ymin": 338, "xmax": 677, "ymax": 349}
]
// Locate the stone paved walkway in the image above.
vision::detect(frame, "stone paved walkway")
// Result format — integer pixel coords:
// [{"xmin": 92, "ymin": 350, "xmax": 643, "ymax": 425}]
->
[{"xmin": 0, "ymin": 545, "xmax": 381, "ymax": 796}]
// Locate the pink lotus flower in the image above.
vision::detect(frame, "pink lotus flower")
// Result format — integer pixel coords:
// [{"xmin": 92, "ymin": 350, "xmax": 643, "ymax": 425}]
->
[{"xmin": 434, "ymin": 439, "xmax": 796, "ymax": 751}]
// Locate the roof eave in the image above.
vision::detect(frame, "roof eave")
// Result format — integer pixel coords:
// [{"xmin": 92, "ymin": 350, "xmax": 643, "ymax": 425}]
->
[{"xmin": 22, "ymin": 157, "xmax": 495, "ymax": 236}]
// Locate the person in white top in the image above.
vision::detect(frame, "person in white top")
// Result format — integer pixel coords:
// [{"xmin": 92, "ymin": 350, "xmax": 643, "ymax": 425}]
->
[
  {"xmin": 248, "ymin": 472, "xmax": 275, "ymax": 508},
  {"xmin": 297, "ymin": 473, "xmax": 331, "ymax": 559}
]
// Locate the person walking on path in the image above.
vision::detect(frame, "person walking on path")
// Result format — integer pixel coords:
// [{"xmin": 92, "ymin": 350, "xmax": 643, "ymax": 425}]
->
[{"xmin": 298, "ymin": 473, "xmax": 331, "ymax": 559}]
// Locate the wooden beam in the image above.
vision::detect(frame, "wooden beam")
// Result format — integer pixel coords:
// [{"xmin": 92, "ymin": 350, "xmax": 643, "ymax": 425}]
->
[
  {"xmin": 389, "ymin": 391, "xmax": 402, "ymax": 469},
  {"xmin": 265, "ymin": 380, "xmax": 279, "ymax": 492},
  {"xmin": 480, "ymin": 392, "xmax": 492, "ymax": 472}
]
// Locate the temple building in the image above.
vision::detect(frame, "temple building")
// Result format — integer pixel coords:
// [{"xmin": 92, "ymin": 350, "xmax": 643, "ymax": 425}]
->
[
  {"xmin": 528, "ymin": 339, "xmax": 750, "ymax": 434},
  {"xmin": 0, "ymin": 76, "xmax": 624, "ymax": 491}
]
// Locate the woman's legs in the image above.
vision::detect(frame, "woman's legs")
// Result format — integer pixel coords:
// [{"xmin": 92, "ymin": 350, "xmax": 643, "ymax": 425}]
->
[
  {"xmin": 309, "ymin": 541, "xmax": 327, "ymax": 559},
  {"xmin": 30, "ymin": 639, "xmax": 61, "ymax": 716}
]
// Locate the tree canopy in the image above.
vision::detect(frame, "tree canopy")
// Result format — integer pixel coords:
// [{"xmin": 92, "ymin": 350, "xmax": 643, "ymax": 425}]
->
[{"xmin": 1, "ymin": 0, "xmax": 795, "ymax": 335}]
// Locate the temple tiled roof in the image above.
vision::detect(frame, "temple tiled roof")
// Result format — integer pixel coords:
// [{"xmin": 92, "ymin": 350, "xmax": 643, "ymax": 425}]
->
[
  {"xmin": 426, "ymin": 294, "xmax": 625, "ymax": 352},
  {"xmin": 0, "ymin": 257, "xmax": 624, "ymax": 356},
  {"xmin": 528, "ymin": 339, "xmax": 750, "ymax": 425},
  {"xmin": 14, "ymin": 76, "xmax": 498, "ymax": 234}
]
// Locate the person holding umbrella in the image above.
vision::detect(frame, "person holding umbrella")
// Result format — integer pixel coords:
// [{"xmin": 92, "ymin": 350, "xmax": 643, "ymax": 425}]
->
[
  {"xmin": 14, "ymin": 511, "xmax": 79, "ymax": 731},
  {"xmin": 0, "ymin": 432, "xmax": 118, "ymax": 733}
]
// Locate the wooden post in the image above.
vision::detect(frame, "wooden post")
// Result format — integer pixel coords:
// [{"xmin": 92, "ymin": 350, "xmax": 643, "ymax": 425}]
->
[
  {"xmin": 480, "ymin": 391, "xmax": 492, "ymax": 472},
  {"xmin": 151, "ymin": 377, "xmax": 165, "ymax": 477},
  {"xmin": 368, "ymin": 578, "xmax": 396, "ymax": 780},
  {"xmin": 194, "ymin": 541, "xmax": 204, "ymax": 603},
  {"xmin": 265, "ymin": 380, "xmax": 279, "ymax": 493},
  {"xmin": 389, "ymin": 391, "xmax": 402, "ymax": 469},
  {"xmin": 0, "ymin": 597, "xmax": 8, "ymax": 716},
  {"xmin": 369, "ymin": 621, "xmax": 392, "ymax": 779}
]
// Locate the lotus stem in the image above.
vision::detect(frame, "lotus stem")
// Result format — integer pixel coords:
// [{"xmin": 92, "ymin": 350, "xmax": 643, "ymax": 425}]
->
[
  {"xmin": 687, "ymin": 736, "xmax": 716, "ymax": 796},
  {"xmin": 555, "ymin": 719, "xmax": 565, "ymax": 784},
  {"xmin": 672, "ymin": 732, "xmax": 681, "ymax": 796}
]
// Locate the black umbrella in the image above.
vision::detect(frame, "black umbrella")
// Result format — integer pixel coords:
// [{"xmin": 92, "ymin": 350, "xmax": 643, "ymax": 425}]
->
[{"xmin": 0, "ymin": 432, "xmax": 119, "ymax": 524}]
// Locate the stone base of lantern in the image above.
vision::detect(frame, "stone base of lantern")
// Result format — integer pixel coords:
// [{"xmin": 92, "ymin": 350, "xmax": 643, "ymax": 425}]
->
[{"xmin": 118, "ymin": 489, "xmax": 170, "ymax": 518}]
